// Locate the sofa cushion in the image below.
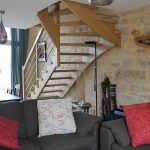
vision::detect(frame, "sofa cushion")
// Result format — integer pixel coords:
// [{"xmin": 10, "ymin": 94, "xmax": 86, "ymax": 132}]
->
[
  {"xmin": 0, "ymin": 116, "xmax": 20, "ymax": 149},
  {"xmin": 102, "ymin": 118, "xmax": 130, "ymax": 146},
  {"xmin": 30, "ymin": 133, "xmax": 93, "ymax": 150},
  {"xmin": 123, "ymin": 102, "xmax": 150, "ymax": 147},
  {"xmin": 0, "ymin": 101, "xmax": 26, "ymax": 137},
  {"xmin": 111, "ymin": 143, "xmax": 150, "ymax": 150},
  {"xmin": 37, "ymin": 99, "xmax": 76, "ymax": 137},
  {"xmin": 19, "ymin": 138, "xmax": 41, "ymax": 150},
  {"xmin": 73, "ymin": 111, "xmax": 102, "ymax": 136},
  {"xmin": 22, "ymin": 100, "xmax": 38, "ymax": 137}
]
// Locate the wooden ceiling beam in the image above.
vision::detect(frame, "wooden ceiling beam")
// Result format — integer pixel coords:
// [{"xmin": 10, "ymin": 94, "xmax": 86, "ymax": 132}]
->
[{"xmin": 63, "ymin": 0, "xmax": 121, "ymax": 45}]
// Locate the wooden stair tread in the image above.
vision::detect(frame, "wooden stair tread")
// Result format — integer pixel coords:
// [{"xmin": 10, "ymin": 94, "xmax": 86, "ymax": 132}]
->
[
  {"xmin": 60, "ymin": 52, "xmax": 92, "ymax": 56},
  {"xmin": 60, "ymin": 61, "xmax": 86, "ymax": 64},
  {"xmin": 58, "ymin": 20, "xmax": 85, "ymax": 26},
  {"xmin": 54, "ymin": 8, "xmax": 73, "ymax": 16},
  {"xmin": 46, "ymin": 84, "xmax": 68, "ymax": 87},
  {"xmin": 60, "ymin": 43, "xmax": 103, "ymax": 47},
  {"xmin": 39, "ymin": 96, "xmax": 62, "ymax": 99},
  {"xmin": 60, "ymin": 32, "xmax": 98, "ymax": 36},
  {"xmin": 49, "ymin": 77, "xmax": 73, "ymax": 80},
  {"xmin": 55, "ymin": 69, "xmax": 78, "ymax": 72},
  {"xmin": 42, "ymin": 90, "xmax": 63, "ymax": 93}
]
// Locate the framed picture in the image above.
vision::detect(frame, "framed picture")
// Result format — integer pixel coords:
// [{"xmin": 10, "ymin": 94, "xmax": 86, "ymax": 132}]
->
[{"xmin": 37, "ymin": 41, "xmax": 47, "ymax": 62}]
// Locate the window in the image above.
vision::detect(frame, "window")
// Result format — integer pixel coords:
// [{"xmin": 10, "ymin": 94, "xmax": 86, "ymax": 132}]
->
[{"xmin": 0, "ymin": 28, "xmax": 11, "ymax": 92}]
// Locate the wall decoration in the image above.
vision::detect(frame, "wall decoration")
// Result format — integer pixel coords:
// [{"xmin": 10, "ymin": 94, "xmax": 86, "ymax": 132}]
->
[{"xmin": 37, "ymin": 41, "xmax": 47, "ymax": 62}]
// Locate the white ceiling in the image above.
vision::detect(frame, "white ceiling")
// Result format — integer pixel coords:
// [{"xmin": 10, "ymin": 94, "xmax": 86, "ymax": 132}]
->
[{"xmin": 0, "ymin": 0, "xmax": 150, "ymax": 29}]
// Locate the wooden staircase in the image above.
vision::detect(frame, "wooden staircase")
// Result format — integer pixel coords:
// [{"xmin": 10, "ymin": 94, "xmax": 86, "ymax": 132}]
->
[{"xmin": 22, "ymin": 0, "xmax": 120, "ymax": 99}]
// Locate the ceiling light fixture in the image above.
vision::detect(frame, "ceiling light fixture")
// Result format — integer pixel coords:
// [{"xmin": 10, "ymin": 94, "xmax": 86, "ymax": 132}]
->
[
  {"xmin": 88, "ymin": 0, "xmax": 114, "ymax": 6},
  {"xmin": 0, "ymin": 10, "xmax": 7, "ymax": 44}
]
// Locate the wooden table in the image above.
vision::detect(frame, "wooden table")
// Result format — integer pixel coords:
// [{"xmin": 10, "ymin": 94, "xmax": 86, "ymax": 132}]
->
[{"xmin": 0, "ymin": 92, "xmax": 22, "ymax": 101}]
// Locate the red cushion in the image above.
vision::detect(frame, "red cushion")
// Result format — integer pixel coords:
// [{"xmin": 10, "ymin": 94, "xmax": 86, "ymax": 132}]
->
[
  {"xmin": 123, "ymin": 102, "xmax": 150, "ymax": 147},
  {"xmin": 0, "ymin": 116, "xmax": 20, "ymax": 149}
]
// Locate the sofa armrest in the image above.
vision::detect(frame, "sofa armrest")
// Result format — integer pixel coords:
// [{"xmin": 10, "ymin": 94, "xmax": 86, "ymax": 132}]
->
[
  {"xmin": 102, "ymin": 119, "xmax": 130, "ymax": 147},
  {"xmin": 73, "ymin": 111, "xmax": 102, "ymax": 136},
  {"xmin": 91, "ymin": 123, "xmax": 100, "ymax": 150},
  {"xmin": 100, "ymin": 126, "xmax": 115, "ymax": 150}
]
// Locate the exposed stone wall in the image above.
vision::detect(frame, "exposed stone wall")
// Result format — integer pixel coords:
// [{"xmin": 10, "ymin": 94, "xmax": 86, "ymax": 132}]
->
[{"xmin": 65, "ymin": 6, "xmax": 150, "ymax": 115}]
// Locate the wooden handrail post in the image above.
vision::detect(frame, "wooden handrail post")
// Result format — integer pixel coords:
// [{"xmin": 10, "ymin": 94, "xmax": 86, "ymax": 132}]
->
[{"xmin": 36, "ymin": 43, "xmax": 38, "ymax": 85}]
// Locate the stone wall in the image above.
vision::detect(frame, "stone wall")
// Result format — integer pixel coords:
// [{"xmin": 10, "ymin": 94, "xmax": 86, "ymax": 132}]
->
[{"xmin": 65, "ymin": 6, "xmax": 150, "ymax": 115}]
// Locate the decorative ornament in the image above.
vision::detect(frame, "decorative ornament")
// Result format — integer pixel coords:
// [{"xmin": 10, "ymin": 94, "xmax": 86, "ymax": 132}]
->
[{"xmin": 0, "ymin": 10, "xmax": 7, "ymax": 44}]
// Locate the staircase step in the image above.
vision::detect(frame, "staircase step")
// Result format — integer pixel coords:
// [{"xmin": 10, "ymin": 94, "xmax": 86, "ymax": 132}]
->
[
  {"xmin": 58, "ymin": 20, "xmax": 85, "ymax": 26},
  {"xmin": 55, "ymin": 69, "xmax": 78, "ymax": 73},
  {"xmin": 38, "ymin": 96, "xmax": 62, "ymax": 99},
  {"xmin": 60, "ymin": 52, "xmax": 92, "ymax": 56},
  {"xmin": 60, "ymin": 43, "xmax": 103, "ymax": 47},
  {"xmin": 60, "ymin": 32, "xmax": 98, "ymax": 37},
  {"xmin": 45, "ymin": 84, "xmax": 68, "ymax": 87},
  {"xmin": 60, "ymin": 61, "xmax": 86, "ymax": 64},
  {"xmin": 42, "ymin": 90, "xmax": 63, "ymax": 93},
  {"xmin": 49, "ymin": 77, "xmax": 73, "ymax": 80},
  {"xmin": 54, "ymin": 8, "xmax": 73, "ymax": 16}
]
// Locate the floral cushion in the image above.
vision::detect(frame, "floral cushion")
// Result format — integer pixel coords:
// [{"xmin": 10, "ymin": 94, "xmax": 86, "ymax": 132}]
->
[{"xmin": 37, "ymin": 99, "xmax": 76, "ymax": 137}]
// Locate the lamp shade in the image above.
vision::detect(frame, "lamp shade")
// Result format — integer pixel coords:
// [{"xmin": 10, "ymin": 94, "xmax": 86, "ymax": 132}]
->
[
  {"xmin": 0, "ymin": 20, "xmax": 7, "ymax": 44},
  {"xmin": 89, "ymin": 0, "xmax": 114, "ymax": 6},
  {"xmin": 0, "ymin": 10, "xmax": 7, "ymax": 44}
]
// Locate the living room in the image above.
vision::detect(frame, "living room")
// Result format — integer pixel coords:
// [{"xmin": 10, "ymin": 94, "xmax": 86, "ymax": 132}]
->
[{"xmin": 0, "ymin": 0, "xmax": 150, "ymax": 150}]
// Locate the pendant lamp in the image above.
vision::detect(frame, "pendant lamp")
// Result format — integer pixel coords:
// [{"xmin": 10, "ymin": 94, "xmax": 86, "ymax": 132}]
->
[
  {"xmin": 0, "ymin": 10, "xmax": 7, "ymax": 44},
  {"xmin": 88, "ymin": 0, "xmax": 114, "ymax": 6}
]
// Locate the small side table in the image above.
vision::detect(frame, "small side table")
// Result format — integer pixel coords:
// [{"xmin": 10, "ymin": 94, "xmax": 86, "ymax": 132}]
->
[{"xmin": 79, "ymin": 103, "xmax": 92, "ymax": 114}]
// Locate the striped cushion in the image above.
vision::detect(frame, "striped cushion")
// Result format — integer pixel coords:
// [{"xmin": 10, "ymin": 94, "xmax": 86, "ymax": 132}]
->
[{"xmin": 37, "ymin": 99, "xmax": 76, "ymax": 137}]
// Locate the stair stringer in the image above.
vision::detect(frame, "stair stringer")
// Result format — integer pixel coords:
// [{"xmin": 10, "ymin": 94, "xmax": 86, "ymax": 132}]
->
[{"xmin": 63, "ymin": 0, "xmax": 121, "ymax": 46}]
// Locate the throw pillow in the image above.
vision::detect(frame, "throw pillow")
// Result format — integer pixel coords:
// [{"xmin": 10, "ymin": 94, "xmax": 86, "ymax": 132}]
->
[
  {"xmin": 73, "ymin": 111, "xmax": 102, "ymax": 136},
  {"xmin": 37, "ymin": 99, "xmax": 76, "ymax": 137},
  {"xmin": 123, "ymin": 102, "xmax": 150, "ymax": 147},
  {"xmin": 0, "ymin": 116, "xmax": 20, "ymax": 149},
  {"xmin": 102, "ymin": 118, "xmax": 130, "ymax": 146}
]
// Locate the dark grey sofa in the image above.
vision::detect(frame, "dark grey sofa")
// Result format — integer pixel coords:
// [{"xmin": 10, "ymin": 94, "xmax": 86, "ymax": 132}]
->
[
  {"xmin": 100, "ymin": 118, "xmax": 150, "ymax": 150},
  {"xmin": 0, "ymin": 100, "xmax": 102, "ymax": 150}
]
